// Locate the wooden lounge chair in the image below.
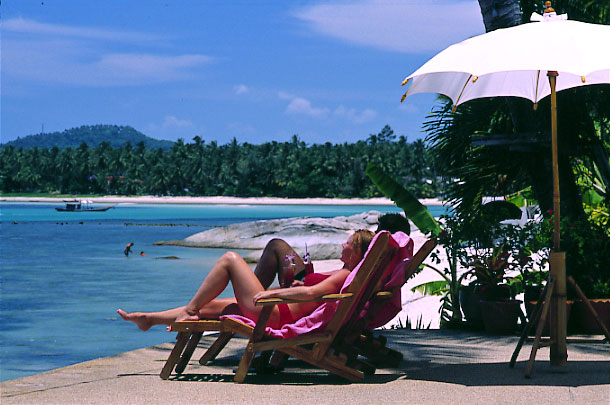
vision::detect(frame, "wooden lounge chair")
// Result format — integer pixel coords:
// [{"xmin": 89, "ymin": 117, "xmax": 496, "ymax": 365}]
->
[
  {"xmin": 160, "ymin": 233, "xmax": 436, "ymax": 380},
  {"xmin": 161, "ymin": 231, "xmax": 397, "ymax": 381}
]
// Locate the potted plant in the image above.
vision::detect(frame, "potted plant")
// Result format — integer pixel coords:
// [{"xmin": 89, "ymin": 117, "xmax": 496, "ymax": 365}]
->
[{"xmin": 461, "ymin": 243, "xmax": 523, "ymax": 334}]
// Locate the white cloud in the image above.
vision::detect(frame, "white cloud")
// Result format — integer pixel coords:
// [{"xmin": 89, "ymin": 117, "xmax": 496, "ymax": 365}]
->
[
  {"xmin": 293, "ymin": 0, "xmax": 484, "ymax": 54},
  {"xmin": 233, "ymin": 84, "xmax": 249, "ymax": 95},
  {"xmin": 2, "ymin": 17, "xmax": 159, "ymax": 43},
  {"xmin": 96, "ymin": 53, "xmax": 212, "ymax": 82},
  {"xmin": 285, "ymin": 97, "xmax": 330, "ymax": 118},
  {"xmin": 146, "ymin": 116, "xmax": 199, "ymax": 141},
  {"xmin": 279, "ymin": 92, "xmax": 377, "ymax": 123},
  {"xmin": 334, "ymin": 105, "xmax": 377, "ymax": 123},
  {"xmin": 2, "ymin": 18, "xmax": 213, "ymax": 87},
  {"xmin": 160, "ymin": 115, "xmax": 194, "ymax": 129},
  {"xmin": 278, "ymin": 91, "xmax": 296, "ymax": 100}
]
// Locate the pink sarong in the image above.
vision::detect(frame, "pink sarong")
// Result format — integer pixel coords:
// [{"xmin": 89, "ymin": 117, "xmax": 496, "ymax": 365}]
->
[{"xmin": 221, "ymin": 231, "xmax": 414, "ymax": 338}]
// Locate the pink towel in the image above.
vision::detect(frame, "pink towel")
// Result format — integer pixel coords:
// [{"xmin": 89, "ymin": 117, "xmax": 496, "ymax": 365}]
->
[{"xmin": 221, "ymin": 231, "xmax": 414, "ymax": 339}]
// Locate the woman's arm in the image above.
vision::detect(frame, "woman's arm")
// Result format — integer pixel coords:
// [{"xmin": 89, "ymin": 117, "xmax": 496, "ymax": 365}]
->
[{"xmin": 253, "ymin": 269, "xmax": 350, "ymax": 304}]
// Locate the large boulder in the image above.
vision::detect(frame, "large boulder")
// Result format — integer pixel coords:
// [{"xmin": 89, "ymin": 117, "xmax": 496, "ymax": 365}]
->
[{"xmin": 155, "ymin": 211, "xmax": 381, "ymax": 261}]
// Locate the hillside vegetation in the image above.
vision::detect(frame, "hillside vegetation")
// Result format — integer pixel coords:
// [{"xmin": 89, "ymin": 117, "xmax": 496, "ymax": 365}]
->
[{"xmin": 2, "ymin": 125, "xmax": 174, "ymax": 150}]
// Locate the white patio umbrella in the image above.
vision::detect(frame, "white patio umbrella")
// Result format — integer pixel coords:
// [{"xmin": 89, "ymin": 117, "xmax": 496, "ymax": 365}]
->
[{"xmin": 401, "ymin": 14, "xmax": 610, "ymax": 369}]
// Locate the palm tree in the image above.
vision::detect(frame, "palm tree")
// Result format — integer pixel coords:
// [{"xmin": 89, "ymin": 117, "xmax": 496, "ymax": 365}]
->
[{"xmin": 427, "ymin": 0, "xmax": 610, "ymax": 222}]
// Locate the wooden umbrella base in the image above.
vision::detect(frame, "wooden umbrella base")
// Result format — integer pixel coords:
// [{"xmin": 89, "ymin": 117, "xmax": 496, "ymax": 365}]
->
[{"xmin": 510, "ymin": 275, "xmax": 610, "ymax": 378}]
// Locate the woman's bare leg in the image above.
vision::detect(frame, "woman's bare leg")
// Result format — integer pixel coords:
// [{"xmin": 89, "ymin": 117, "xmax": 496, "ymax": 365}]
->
[
  {"xmin": 120, "ymin": 247, "xmax": 292, "ymax": 330},
  {"xmin": 178, "ymin": 251, "xmax": 274, "ymax": 322},
  {"xmin": 254, "ymin": 239, "xmax": 305, "ymax": 288},
  {"xmin": 117, "ymin": 298, "xmax": 238, "ymax": 331}
]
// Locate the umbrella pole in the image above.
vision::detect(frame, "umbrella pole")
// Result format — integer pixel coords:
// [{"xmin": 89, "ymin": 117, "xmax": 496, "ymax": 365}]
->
[{"xmin": 547, "ymin": 71, "xmax": 567, "ymax": 368}]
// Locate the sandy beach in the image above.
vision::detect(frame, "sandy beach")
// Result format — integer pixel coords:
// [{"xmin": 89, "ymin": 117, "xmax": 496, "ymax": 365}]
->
[{"xmin": 0, "ymin": 195, "xmax": 445, "ymax": 206}]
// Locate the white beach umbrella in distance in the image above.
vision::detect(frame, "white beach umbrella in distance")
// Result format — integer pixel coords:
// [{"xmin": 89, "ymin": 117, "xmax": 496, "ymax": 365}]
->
[{"xmin": 400, "ymin": 10, "xmax": 610, "ymax": 370}]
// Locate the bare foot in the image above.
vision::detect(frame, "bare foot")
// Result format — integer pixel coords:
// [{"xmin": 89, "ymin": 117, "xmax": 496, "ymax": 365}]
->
[{"xmin": 117, "ymin": 309, "xmax": 153, "ymax": 332}]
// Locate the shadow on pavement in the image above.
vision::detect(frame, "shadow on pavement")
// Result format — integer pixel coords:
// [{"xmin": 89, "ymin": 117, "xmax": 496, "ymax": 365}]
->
[{"xmin": 403, "ymin": 360, "xmax": 610, "ymax": 387}]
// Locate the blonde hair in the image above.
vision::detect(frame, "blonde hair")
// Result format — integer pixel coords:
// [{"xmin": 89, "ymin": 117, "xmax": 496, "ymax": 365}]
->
[{"xmin": 351, "ymin": 229, "xmax": 375, "ymax": 259}]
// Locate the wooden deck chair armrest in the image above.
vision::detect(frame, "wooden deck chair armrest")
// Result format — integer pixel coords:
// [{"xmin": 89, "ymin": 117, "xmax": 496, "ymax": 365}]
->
[
  {"xmin": 373, "ymin": 290, "xmax": 394, "ymax": 300},
  {"xmin": 169, "ymin": 320, "xmax": 225, "ymax": 333},
  {"xmin": 255, "ymin": 293, "xmax": 354, "ymax": 306},
  {"xmin": 222, "ymin": 317, "xmax": 256, "ymax": 337}
]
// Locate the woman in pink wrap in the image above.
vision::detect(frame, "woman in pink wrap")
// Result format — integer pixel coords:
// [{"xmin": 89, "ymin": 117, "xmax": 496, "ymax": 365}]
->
[{"xmin": 118, "ymin": 229, "xmax": 374, "ymax": 330}]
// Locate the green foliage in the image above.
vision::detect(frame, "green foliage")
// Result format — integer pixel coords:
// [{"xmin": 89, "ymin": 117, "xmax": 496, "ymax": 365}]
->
[
  {"xmin": 411, "ymin": 280, "xmax": 448, "ymax": 296},
  {"xmin": 414, "ymin": 209, "xmax": 553, "ymax": 325},
  {"xmin": 366, "ymin": 163, "xmax": 440, "ymax": 236},
  {"xmin": 465, "ymin": 245, "xmax": 511, "ymax": 287},
  {"xmin": 0, "ymin": 125, "xmax": 443, "ymax": 199},
  {"xmin": 2, "ymin": 125, "xmax": 174, "ymax": 150},
  {"xmin": 480, "ymin": 200, "xmax": 522, "ymax": 221},
  {"xmin": 554, "ymin": 216, "xmax": 610, "ymax": 298}
]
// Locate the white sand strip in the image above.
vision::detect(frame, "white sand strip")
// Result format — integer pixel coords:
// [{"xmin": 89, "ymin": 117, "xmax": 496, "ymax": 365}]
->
[{"xmin": 0, "ymin": 195, "xmax": 445, "ymax": 206}]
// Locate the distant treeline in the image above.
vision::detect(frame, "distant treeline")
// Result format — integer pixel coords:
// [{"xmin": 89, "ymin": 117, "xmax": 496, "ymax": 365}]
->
[{"xmin": 0, "ymin": 125, "xmax": 443, "ymax": 198}]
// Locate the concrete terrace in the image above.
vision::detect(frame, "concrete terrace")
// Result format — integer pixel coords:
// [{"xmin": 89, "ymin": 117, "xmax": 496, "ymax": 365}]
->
[{"xmin": 2, "ymin": 329, "xmax": 609, "ymax": 404}]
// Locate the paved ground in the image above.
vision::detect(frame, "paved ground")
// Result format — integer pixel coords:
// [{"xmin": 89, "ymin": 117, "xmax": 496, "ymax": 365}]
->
[{"xmin": 2, "ymin": 329, "xmax": 609, "ymax": 405}]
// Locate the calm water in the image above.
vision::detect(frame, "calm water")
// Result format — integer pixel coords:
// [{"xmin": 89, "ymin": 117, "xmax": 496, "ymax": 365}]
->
[{"xmin": 0, "ymin": 202, "xmax": 446, "ymax": 381}]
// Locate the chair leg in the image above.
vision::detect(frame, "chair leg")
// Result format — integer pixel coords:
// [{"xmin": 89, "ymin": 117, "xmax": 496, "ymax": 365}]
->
[
  {"xmin": 269, "ymin": 350, "xmax": 288, "ymax": 369},
  {"xmin": 160, "ymin": 332, "xmax": 189, "ymax": 380},
  {"xmin": 234, "ymin": 342, "xmax": 257, "ymax": 383},
  {"xmin": 199, "ymin": 332, "xmax": 234, "ymax": 365},
  {"xmin": 175, "ymin": 332, "xmax": 203, "ymax": 374}
]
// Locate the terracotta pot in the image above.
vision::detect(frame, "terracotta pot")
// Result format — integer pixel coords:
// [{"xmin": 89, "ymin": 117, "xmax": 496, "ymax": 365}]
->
[
  {"xmin": 571, "ymin": 299, "xmax": 610, "ymax": 334},
  {"xmin": 480, "ymin": 299, "xmax": 522, "ymax": 335}
]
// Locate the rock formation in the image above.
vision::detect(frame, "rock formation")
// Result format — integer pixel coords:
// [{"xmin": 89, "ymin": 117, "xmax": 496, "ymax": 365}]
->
[{"xmin": 155, "ymin": 211, "xmax": 381, "ymax": 262}]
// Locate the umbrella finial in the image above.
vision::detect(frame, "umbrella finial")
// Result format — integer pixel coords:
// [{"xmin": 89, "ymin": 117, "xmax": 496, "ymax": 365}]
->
[{"xmin": 531, "ymin": 1, "xmax": 567, "ymax": 21}]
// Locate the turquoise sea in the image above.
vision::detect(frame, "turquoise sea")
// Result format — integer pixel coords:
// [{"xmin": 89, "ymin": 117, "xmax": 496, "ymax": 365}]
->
[{"xmin": 0, "ymin": 202, "xmax": 447, "ymax": 382}]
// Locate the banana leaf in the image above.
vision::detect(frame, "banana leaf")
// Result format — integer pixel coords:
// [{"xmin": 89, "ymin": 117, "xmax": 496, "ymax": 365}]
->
[
  {"xmin": 366, "ymin": 163, "xmax": 440, "ymax": 236},
  {"xmin": 411, "ymin": 280, "xmax": 449, "ymax": 296}
]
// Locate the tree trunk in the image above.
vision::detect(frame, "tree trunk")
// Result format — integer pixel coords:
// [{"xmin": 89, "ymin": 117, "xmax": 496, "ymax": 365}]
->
[{"xmin": 477, "ymin": 0, "xmax": 522, "ymax": 31}]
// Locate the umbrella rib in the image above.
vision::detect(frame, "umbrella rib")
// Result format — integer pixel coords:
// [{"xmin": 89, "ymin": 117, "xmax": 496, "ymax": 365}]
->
[
  {"xmin": 533, "ymin": 70, "xmax": 541, "ymax": 110},
  {"xmin": 452, "ymin": 74, "xmax": 473, "ymax": 113}
]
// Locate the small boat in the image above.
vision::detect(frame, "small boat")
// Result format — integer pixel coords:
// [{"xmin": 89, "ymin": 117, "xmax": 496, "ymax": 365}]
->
[{"xmin": 55, "ymin": 199, "xmax": 114, "ymax": 212}]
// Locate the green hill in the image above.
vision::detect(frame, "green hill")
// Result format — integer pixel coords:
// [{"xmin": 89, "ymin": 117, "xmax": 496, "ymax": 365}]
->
[{"xmin": 2, "ymin": 125, "xmax": 175, "ymax": 150}]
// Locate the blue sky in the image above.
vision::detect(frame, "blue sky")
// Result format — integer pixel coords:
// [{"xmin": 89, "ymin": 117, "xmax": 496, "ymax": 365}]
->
[{"xmin": 1, "ymin": 0, "xmax": 485, "ymax": 145}]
